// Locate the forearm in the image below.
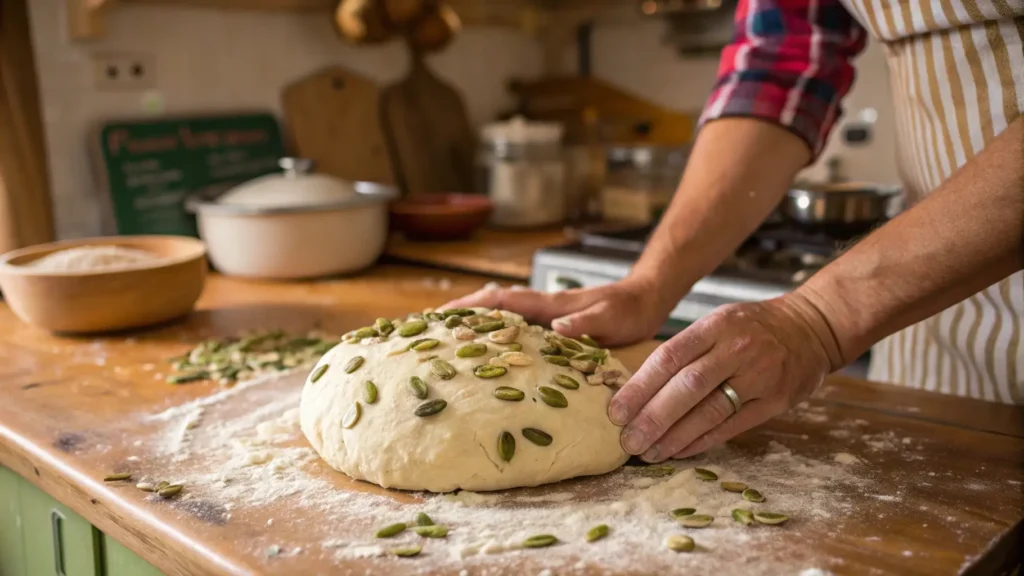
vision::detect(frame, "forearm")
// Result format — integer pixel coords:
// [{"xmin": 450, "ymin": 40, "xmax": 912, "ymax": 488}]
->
[
  {"xmin": 798, "ymin": 117, "xmax": 1024, "ymax": 369},
  {"xmin": 630, "ymin": 118, "xmax": 810, "ymax": 313}
]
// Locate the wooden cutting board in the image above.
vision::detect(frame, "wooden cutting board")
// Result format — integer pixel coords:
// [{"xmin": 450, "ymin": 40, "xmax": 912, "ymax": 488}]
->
[
  {"xmin": 380, "ymin": 48, "xmax": 476, "ymax": 196},
  {"xmin": 281, "ymin": 66, "xmax": 394, "ymax": 184}
]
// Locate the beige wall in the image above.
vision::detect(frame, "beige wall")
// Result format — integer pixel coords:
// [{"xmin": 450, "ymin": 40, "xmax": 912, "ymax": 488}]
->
[{"xmin": 27, "ymin": 1, "xmax": 541, "ymax": 239}]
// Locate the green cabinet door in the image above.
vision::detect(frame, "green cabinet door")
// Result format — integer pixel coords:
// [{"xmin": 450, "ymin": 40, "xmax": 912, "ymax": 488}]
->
[
  {"xmin": 18, "ymin": 481, "xmax": 101, "ymax": 576},
  {"xmin": 0, "ymin": 467, "xmax": 26, "ymax": 576},
  {"xmin": 100, "ymin": 537, "xmax": 163, "ymax": 576}
]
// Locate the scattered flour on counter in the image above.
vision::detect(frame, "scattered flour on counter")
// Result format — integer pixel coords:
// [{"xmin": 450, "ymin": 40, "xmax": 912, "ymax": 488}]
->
[{"xmin": 833, "ymin": 453, "xmax": 860, "ymax": 465}]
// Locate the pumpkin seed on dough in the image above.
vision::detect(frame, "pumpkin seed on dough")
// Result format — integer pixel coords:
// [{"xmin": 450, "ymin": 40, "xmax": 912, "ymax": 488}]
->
[
  {"xmin": 522, "ymin": 428, "xmax": 553, "ymax": 446},
  {"xmin": 666, "ymin": 534, "xmax": 695, "ymax": 552},
  {"xmin": 670, "ymin": 508, "xmax": 697, "ymax": 519},
  {"xmin": 539, "ymin": 345, "xmax": 560, "ymax": 356},
  {"xmin": 473, "ymin": 364, "xmax": 507, "ymax": 379},
  {"xmin": 375, "ymin": 523, "xmax": 407, "ymax": 538},
  {"xmin": 414, "ymin": 399, "xmax": 447, "ymax": 417},
  {"xmin": 410, "ymin": 338, "xmax": 440, "ymax": 352},
  {"xmin": 409, "ymin": 376, "xmax": 428, "ymax": 399},
  {"xmin": 677, "ymin": 514, "xmax": 713, "ymax": 528},
  {"xmin": 493, "ymin": 387, "xmax": 525, "ymax": 401},
  {"xmin": 522, "ymin": 534, "xmax": 558, "ymax": 548},
  {"xmin": 430, "ymin": 358, "xmax": 457, "ymax": 380},
  {"xmin": 721, "ymin": 481, "xmax": 747, "ymax": 493},
  {"xmin": 310, "ymin": 364, "xmax": 329, "ymax": 383},
  {"xmin": 352, "ymin": 326, "xmax": 378, "ymax": 340},
  {"xmin": 364, "ymin": 381, "xmax": 378, "ymax": 404},
  {"xmin": 753, "ymin": 512, "xmax": 789, "ymax": 525},
  {"xmin": 452, "ymin": 326, "xmax": 477, "ymax": 340},
  {"xmin": 580, "ymin": 334, "xmax": 600, "ymax": 347},
  {"xmin": 488, "ymin": 325, "xmax": 519, "ymax": 344},
  {"xmin": 742, "ymin": 488, "xmax": 766, "ymax": 503},
  {"xmin": 415, "ymin": 512, "xmax": 434, "ymax": 526},
  {"xmin": 488, "ymin": 356, "xmax": 510, "ymax": 369},
  {"xmin": 392, "ymin": 546, "xmax": 422, "ymax": 557},
  {"xmin": 504, "ymin": 342, "xmax": 523, "ymax": 352},
  {"xmin": 732, "ymin": 509, "xmax": 755, "ymax": 525},
  {"xmin": 537, "ymin": 386, "xmax": 568, "ymax": 408},
  {"xmin": 103, "ymin": 473, "xmax": 132, "ymax": 482},
  {"xmin": 472, "ymin": 320, "xmax": 505, "ymax": 333},
  {"xmin": 414, "ymin": 525, "xmax": 449, "ymax": 538},
  {"xmin": 456, "ymin": 343, "xmax": 488, "ymax": 358},
  {"xmin": 441, "ymin": 308, "xmax": 474, "ymax": 318},
  {"xmin": 375, "ymin": 318, "xmax": 395, "ymax": 336},
  {"xmin": 342, "ymin": 402, "xmax": 361, "ymax": 428},
  {"xmin": 444, "ymin": 315, "xmax": 464, "ymax": 329},
  {"xmin": 552, "ymin": 374, "xmax": 580, "ymax": 390},
  {"xmin": 585, "ymin": 524, "xmax": 609, "ymax": 542},
  {"xmin": 542, "ymin": 355, "xmax": 570, "ymax": 366},
  {"xmin": 424, "ymin": 312, "xmax": 442, "ymax": 322},
  {"xmin": 694, "ymin": 468, "xmax": 718, "ymax": 481},
  {"xmin": 344, "ymin": 356, "xmax": 365, "ymax": 374},
  {"xmin": 570, "ymin": 358, "xmax": 598, "ymax": 374},
  {"xmin": 498, "ymin": 431, "xmax": 515, "ymax": 462},
  {"xmin": 500, "ymin": 351, "xmax": 533, "ymax": 366},
  {"xmin": 398, "ymin": 320, "xmax": 428, "ymax": 337}
]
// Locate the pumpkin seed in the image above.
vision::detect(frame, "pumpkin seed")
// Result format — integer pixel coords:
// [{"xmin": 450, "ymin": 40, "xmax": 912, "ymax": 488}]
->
[
  {"xmin": 155, "ymin": 481, "xmax": 169, "ymax": 491},
  {"xmin": 456, "ymin": 343, "xmax": 488, "ymax": 358},
  {"xmin": 677, "ymin": 514, "xmax": 714, "ymax": 528},
  {"xmin": 136, "ymin": 482, "xmax": 155, "ymax": 492},
  {"xmin": 444, "ymin": 315, "xmax": 464, "ymax": 329},
  {"xmin": 539, "ymin": 345, "xmax": 560, "ymax": 355},
  {"xmin": 542, "ymin": 355, "xmax": 570, "ymax": 366},
  {"xmin": 157, "ymin": 484, "xmax": 183, "ymax": 498},
  {"xmin": 585, "ymin": 524, "xmax": 609, "ymax": 542},
  {"xmin": 310, "ymin": 364, "xmax": 329, "ymax": 383},
  {"xmin": 364, "ymin": 381, "xmax": 378, "ymax": 404},
  {"xmin": 414, "ymin": 399, "xmax": 447, "ymax": 417},
  {"xmin": 415, "ymin": 512, "xmax": 434, "ymax": 527},
  {"xmin": 488, "ymin": 325, "xmax": 520, "ymax": 344},
  {"xmin": 753, "ymin": 512, "xmax": 789, "ymax": 525},
  {"xmin": 488, "ymin": 356, "xmax": 510, "ymax": 369},
  {"xmin": 732, "ymin": 509, "xmax": 755, "ymax": 525},
  {"xmin": 580, "ymin": 334, "xmax": 600, "ymax": 347},
  {"xmin": 409, "ymin": 376, "xmax": 428, "ymax": 399},
  {"xmin": 452, "ymin": 326, "xmax": 477, "ymax": 340},
  {"xmin": 472, "ymin": 320, "xmax": 505, "ymax": 333},
  {"xmin": 500, "ymin": 351, "xmax": 533, "ymax": 366},
  {"xmin": 670, "ymin": 508, "xmax": 697, "ymax": 518},
  {"xmin": 167, "ymin": 372, "xmax": 208, "ymax": 384},
  {"xmin": 430, "ymin": 358, "xmax": 457, "ymax": 380},
  {"xmin": 410, "ymin": 339, "xmax": 440, "ymax": 352},
  {"xmin": 375, "ymin": 523, "xmax": 407, "ymax": 538},
  {"xmin": 552, "ymin": 374, "xmax": 580, "ymax": 390},
  {"xmin": 522, "ymin": 428, "xmax": 552, "ymax": 446},
  {"xmin": 425, "ymin": 312, "xmax": 442, "ymax": 322},
  {"xmin": 344, "ymin": 356, "xmax": 365, "ymax": 374},
  {"xmin": 474, "ymin": 364, "xmax": 508, "ymax": 379},
  {"xmin": 694, "ymin": 468, "xmax": 718, "ymax": 481},
  {"xmin": 504, "ymin": 342, "xmax": 523, "ymax": 352},
  {"xmin": 721, "ymin": 481, "xmax": 747, "ymax": 493},
  {"xmin": 498, "ymin": 431, "xmax": 515, "ymax": 462},
  {"xmin": 462, "ymin": 315, "xmax": 488, "ymax": 327},
  {"xmin": 398, "ymin": 320, "xmax": 428, "ymax": 337},
  {"xmin": 103, "ymin": 473, "xmax": 132, "ymax": 482},
  {"xmin": 414, "ymin": 525, "xmax": 448, "ymax": 538},
  {"xmin": 742, "ymin": 488, "xmax": 766, "ymax": 503},
  {"xmin": 586, "ymin": 373, "xmax": 605, "ymax": 386},
  {"xmin": 666, "ymin": 534, "xmax": 695, "ymax": 552},
  {"xmin": 352, "ymin": 326, "xmax": 378, "ymax": 340},
  {"xmin": 493, "ymin": 387, "xmax": 525, "ymax": 401},
  {"xmin": 342, "ymin": 402, "xmax": 362, "ymax": 428},
  {"xmin": 645, "ymin": 465, "xmax": 676, "ymax": 478},
  {"xmin": 537, "ymin": 386, "xmax": 568, "ymax": 408},
  {"xmin": 418, "ymin": 354, "xmax": 438, "ymax": 363},
  {"xmin": 441, "ymin": 308, "xmax": 474, "ymax": 318},
  {"xmin": 375, "ymin": 318, "xmax": 395, "ymax": 336},
  {"xmin": 392, "ymin": 546, "xmax": 422, "ymax": 557},
  {"xmin": 570, "ymin": 359, "xmax": 598, "ymax": 374},
  {"xmin": 522, "ymin": 535, "xmax": 558, "ymax": 548}
]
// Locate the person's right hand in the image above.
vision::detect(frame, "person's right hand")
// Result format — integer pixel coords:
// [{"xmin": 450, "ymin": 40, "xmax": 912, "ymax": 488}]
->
[{"xmin": 439, "ymin": 276, "xmax": 673, "ymax": 347}]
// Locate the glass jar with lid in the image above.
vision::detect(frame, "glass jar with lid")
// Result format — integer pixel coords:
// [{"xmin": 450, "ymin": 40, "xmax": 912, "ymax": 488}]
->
[{"xmin": 601, "ymin": 144, "xmax": 690, "ymax": 225}]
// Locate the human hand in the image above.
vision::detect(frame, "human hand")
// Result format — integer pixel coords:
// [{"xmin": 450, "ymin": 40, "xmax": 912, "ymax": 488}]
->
[
  {"xmin": 608, "ymin": 293, "xmax": 843, "ymax": 461},
  {"xmin": 439, "ymin": 276, "xmax": 674, "ymax": 347}
]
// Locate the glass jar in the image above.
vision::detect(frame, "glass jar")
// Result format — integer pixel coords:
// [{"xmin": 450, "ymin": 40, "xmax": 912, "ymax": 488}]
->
[{"xmin": 601, "ymin": 145, "xmax": 689, "ymax": 225}]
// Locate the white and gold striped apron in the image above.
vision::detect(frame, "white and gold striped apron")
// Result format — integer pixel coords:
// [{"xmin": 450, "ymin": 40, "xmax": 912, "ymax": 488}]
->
[{"xmin": 838, "ymin": 0, "xmax": 1024, "ymax": 404}]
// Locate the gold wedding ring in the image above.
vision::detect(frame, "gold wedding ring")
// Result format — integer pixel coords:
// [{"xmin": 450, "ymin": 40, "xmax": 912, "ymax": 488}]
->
[{"xmin": 720, "ymin": 383, "xmax": 742, "ymax": 414}]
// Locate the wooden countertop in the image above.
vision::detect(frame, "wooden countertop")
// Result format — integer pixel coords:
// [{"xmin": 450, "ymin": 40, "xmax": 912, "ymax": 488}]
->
[{"xmin": 1, "ymin": 265, "xmax": 1022, "ymax": 575}]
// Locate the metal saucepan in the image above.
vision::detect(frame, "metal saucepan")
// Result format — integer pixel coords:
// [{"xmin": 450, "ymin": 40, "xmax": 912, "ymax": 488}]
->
[{"xmin": 781, "ymin": 182, "xmax": 901, "ymax": 229}]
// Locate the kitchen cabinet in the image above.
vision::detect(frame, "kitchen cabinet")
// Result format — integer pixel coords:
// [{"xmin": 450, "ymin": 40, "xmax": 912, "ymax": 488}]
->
[
  {"xmin": 0, "ymin": 466, "xmax": 27, "ymax": 576},
  {"xmin": 101, "ymin": 537, "xmax": 163, "ymax": 576}
]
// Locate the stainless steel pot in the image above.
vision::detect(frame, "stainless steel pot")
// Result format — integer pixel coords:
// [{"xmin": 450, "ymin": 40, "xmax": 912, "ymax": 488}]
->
[{"xmin": 782, "ymin": 182, "xmax": 900, "ymax": 227}]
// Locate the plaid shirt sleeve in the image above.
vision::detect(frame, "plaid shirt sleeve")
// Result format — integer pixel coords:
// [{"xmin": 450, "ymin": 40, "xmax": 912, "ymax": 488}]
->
[{"xmin": 699, "ymin": 0, "xmax": 868, "ymax": 159}]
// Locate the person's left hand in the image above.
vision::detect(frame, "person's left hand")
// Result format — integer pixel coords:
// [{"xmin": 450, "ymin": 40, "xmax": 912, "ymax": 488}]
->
[{"xmin": 609, "ymin": 292, "xmax": 843, "ymax": 461}]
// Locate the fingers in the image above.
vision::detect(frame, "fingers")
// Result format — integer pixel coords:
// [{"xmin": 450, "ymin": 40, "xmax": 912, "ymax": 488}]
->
[
  {"xmin": 440, "ymin": 286, "xmax": 569, "ymax": 324},
  {"xmin": 615, "ymin": 345, "xmax": 740, "ymax": 455},
  {"xmin": 551, "ymin": 300, "xmax": 632, "ymax": 346},
  {"xmin": 607, "ymin": 325, "xmax": 715, "ymax": 427},
  {"xmin": 672, "ymin": 398, "xmax": 785, "ymax": 459}
]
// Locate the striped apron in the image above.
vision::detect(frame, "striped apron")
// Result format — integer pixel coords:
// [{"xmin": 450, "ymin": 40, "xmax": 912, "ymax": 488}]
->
[{"xmin": 839, "ymin": 0, "xmax": 1024, "ymax": 404}]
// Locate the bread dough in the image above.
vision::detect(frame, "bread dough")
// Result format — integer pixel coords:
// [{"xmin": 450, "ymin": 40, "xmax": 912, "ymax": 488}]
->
[{"xmin": 299, "ymin": 308, "xmax": 630, "ymax": 492}]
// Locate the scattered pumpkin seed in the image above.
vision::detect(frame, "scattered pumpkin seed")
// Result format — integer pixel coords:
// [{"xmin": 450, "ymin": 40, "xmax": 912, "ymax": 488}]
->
[
  {"xmin": 586, "ymin": 373, "xmax": 605, "ymax": 386},
  {"xmin": 694, "ymin": 468, "xmax": 718, "ymax": 481},
  {"xmin": 441, "ymin": 308, "xmax": 474, "ymax": 318},
  {"xmin": 414, "ymin": 399, "xmax": 447, "ymax": 417},
  {"xmin": 310, "ymin": 364, "xmax": 329, "ymax": 383},
  {"xmin": 670, "ymin": 508, "xmax": 697, "ymax": 518},
  {"xmin": 493, "ymin": 387, "xmax": 525, "ymax": 401},
  {"xmin": 342, "ymin": 402, "xmax": 362, "ymax": 428},
  {"xmin": 444, "ymin": 315, "xmax": 464, "ymax": 329},
  {"xmin": 644, "ymin": 465, "xmax": 676, "ymax": 477},
  {"xmin": 136, "ymin": 482, "xmax": 155, "ymax": 492},
  {"xmin": 585, "ymin": 524, "xmax": 609, "ymax": 542},
  {"xmin": 522, "ymin": 428, "xmax": 553, "ymax": 446},
  {"xmin": 415, "ymin": 512, "xmax": 434, "ymax": 527},
  {"xmin": 103, "ymin": 473, "xmax": 132, "ymax": 482},
  {"xmin": 742, "ymin": 488, "xmax": 766, "ymax": 503},
  {"xmin": 375, "ymin": 318, "xmax": 395, "ymax": 336},
  {"xmin": 167, "ymin": 372, "xmax": 208, "ymax": 384},
  {"xmin": 504, "ymin": 342, "xmax": 523, "ymax": 352},
  {"xmin": 498, "ymin": 431, "xmax": 515, "ymax": 462},
  {"xmin": 753, "ymin": 512, "xmax": 789, "ymax": 525},
  {"xmin": 488, "ymin": 325, "xmax": 520, "ymax": 344},
  {"xmin": 425, "ymin": 312, "xmax": 442, "ymax": 322},
  {"xmin": 732, "ymin": 509, "xmax": 755, "ymax": 525},
  {"xmin": 155, "ymin": 481, "xmax": 169, "ymax": 491},
  {"xmin": 364, "ymin": 381, "xmax": 378, "ymax": 404},
  {"xmin": 352, "ymin": 326, "xmax": 378, "ymax": 340},
  {"xmin": 344, "ymin": 356, "xmax": 365, "ymax": 374},
  {"xmin": 677, "ymin": 514, "xmax": 714, "ymax": 528},
  {"xmin": 398, "ymin": 320, "xmax": 428, "ymax": 337},
  {"xmin": 414, "ymin": 525, "xmax": 449, "ymax": 538},
  {"xmin": 522, "ymin": 535, "xmax": 558, "ymax": 548},
  {"xmin": 579, "ymin": 334, "xmax": 600, "ymax": 347},
  {"xmin": 537, "ymin": 386, "xmax": 568, "ymax": 408},
  {"xmin": 392, "ymin": 545, "xmax": 422, "ymax": 557},
  {"xmin": 462, "ymin": 315, "xmax": 488, "ymax": 327},
  {"xmin": 472, "ymin": 320, "xmax": 505, "ymax": 333},
  {"xmin": 500, "ymin": 351, "xmax": 533, "ymax": 366},
  {"xmin": 570, "ymin": 359, "xmax": 598, "ymax": 374},
  {"xmin": 157, "ymin": 484, "xmax": 183, "ymax": 498},
  {"xmin": 488, "ymin": 356, "xmax": 510, "ymax": 368},
  {"xmin": 375, "ymin": 523, "xmax": 407, "ymax": 538},
  {"xmin": 452, "ymin": 326, "xmax": 477, "ymax": 340},
  {"xmin": 539, "ymin": 345, "xmax": 560, "ymax": 355},
  {"xmin": 474, "ymin": 364, "xmax": 508, "ymax": 379},
  {"xmin": 456, "ymin": 343, "xmax": 488, "ymax": 358},
  {"xmin": 542, "ymin": 355, "xmax": 570, "ymax": 366},
  {"xmin": 430, "ymin": 358, "xmax": 457, "ymax": 380},
  {"xmin": 409, "ymin": 376, "xmax": 428, "ymax": 399},
  {"xmin": 410, "ymin": 339, "xmax": 440, "ymax": 352},
  {"xmin": 666, "ymin": 534, "xmax": 695, "ymax": 552},
  {"xmin": 552, "ymin": 374, "xmax": 580, "ymax": 390},
  {"xmin": 721, "ymin": 481, "xmax": 747, "ymax": 493}
]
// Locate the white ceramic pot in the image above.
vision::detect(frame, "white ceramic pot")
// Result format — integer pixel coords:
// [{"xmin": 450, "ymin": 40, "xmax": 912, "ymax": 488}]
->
[{"xmin": 187, "ymin": 158, "xmax": 398, "ymax": 279}]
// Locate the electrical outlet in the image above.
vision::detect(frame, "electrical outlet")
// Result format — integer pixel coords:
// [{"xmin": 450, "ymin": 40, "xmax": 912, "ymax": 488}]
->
[{"xmin": 92, "ymin": 52, "xmax": 156, "ymax": 92}]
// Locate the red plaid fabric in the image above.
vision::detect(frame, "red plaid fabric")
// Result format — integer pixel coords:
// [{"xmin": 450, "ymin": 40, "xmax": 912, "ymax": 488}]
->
[{"xmin": 700, "ymin": 0, "xmax": 868, "ymax": 158}]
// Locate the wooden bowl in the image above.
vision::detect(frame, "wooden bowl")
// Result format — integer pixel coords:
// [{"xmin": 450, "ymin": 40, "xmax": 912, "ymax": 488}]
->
[
  {"xmin": 389, "ymin": 194, "xmax": 492, "ymax": 241},
  {"xmin": 0, "ymin": 236, "xmax": 207, "ymax": 334}
]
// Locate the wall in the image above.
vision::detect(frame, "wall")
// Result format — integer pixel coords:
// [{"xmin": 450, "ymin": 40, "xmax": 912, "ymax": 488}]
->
[{"xmin": 27, "ymin": 1, "xmax": 541, "ymax": 240}]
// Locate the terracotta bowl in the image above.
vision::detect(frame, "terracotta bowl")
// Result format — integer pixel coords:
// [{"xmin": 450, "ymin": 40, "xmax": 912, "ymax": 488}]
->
[
  {"xmin": 0, "ymin": 236, "xmax": 207, "ymax": 334},
  {"xmin": 389, "ymin": 194, "xmax": 493, "ymax": 241}
]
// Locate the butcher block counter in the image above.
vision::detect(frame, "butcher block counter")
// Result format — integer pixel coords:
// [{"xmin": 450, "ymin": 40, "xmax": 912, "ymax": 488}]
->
[{"xmin": 1, "ymin": 265, "xmax": 1022, "ymax": 576}]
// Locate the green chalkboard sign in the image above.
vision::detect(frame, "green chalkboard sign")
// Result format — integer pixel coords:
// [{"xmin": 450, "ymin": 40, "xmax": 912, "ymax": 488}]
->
[{"xmin": 96, "ymin": 113, "xmax": 285, "ymax": 236}]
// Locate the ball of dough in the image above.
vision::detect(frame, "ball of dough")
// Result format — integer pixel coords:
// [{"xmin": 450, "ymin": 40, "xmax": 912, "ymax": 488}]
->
[{"xmin": 300, "ymin": 308, "xmax": 630, "ymax": 492}]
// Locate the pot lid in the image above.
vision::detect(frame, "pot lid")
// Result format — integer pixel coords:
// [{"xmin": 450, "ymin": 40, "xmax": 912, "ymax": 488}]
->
[{"xmin": 217, "ymin": 158, "xmax": 358, "ymax": 208}]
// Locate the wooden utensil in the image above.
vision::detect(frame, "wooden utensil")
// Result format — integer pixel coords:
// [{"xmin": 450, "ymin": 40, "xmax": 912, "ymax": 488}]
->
[
  {"xmin": 334, "ymin": 0, "xmax": 392, "ymax": 45},
  {"xmin": 380, "ymin": 40, "xmax": 476, "ymax": 196},
  {"xmin": 282, "ymin": 66, "xmax": 394, "ymax": 184}
]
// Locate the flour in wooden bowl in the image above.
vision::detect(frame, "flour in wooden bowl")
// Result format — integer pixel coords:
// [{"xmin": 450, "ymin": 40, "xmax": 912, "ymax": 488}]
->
[{"xmin": 27, "ymin": 245, "xmax": 160, "ymax": 272}]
